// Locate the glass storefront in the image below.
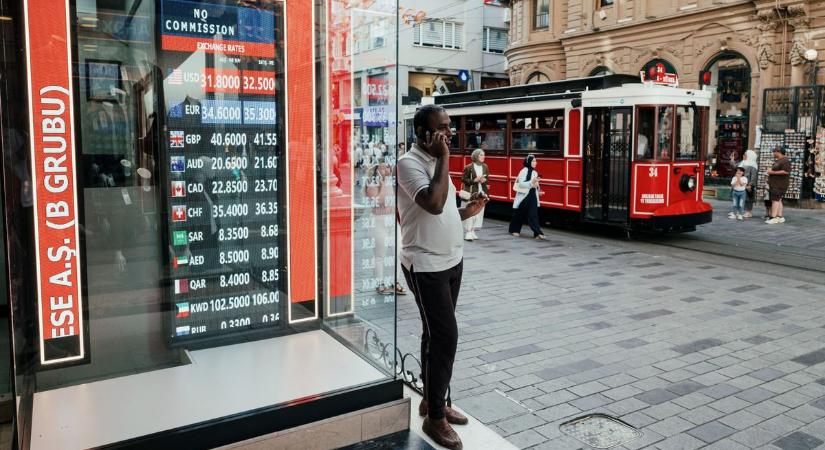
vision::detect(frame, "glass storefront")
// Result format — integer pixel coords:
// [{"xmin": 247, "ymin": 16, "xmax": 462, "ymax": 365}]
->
[{"xmin": 0, "ymin": 0, "xmax": 400, "ymax": 448}]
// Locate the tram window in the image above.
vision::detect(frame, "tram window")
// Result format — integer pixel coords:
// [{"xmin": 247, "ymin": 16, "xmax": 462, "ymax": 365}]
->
[
  {"xmin": 511, "ymin": 111, "xmax": 564, "ymax": 130},
  {"xmin": 512, "ymin": 131, "xmax": 562, "ymax": 155},
  {"xmin": 466, "ymin": 115, "xmax": 506, "ymax": 131},
  {"xmin": 466, "ymin": 131, "xmax": 505, "ymax": 151},
  {"xmin": 636, "ymin": 107, "xmax": 655, "ymax": 160},
  {"xmin": 657, "ymin": 106, "xmax": 674, "ymax": 161},
  {"xmin": 450, "ymin": 117, "xmax": 461, "ymax": 151},
  {"xmin": 675, "ymin": 105, "xmax": 701, "ymax": 160}
]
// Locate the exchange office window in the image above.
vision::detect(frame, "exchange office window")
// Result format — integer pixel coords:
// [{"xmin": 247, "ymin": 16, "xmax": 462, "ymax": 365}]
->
[
  {"xmin": 413, "ymin": 19, "xmax": 464, "ymax": 50},
  {"xmin": 483, "ymin": 27, "xmax": 507, "ymax": 54},
  {"xmin": 636, "ymin": 107, "xmax": 655, "ymax": 160},
  {"xmin": 465, "ymin": 115, "xmax": 506, "ymax": 152},
  {"xmin": 511, "ymin": 111, "xmax": 564, "ymax": 156},
  {"xmin": 535, "ymin": 0, "xmax": 550, "ymax": 29}
]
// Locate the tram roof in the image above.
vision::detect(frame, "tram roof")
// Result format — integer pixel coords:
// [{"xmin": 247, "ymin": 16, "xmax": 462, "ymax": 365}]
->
[
  {"xmin": 431, "ymin": 74, "xmax": 712, "ymax": 111},
  {"xmin": 433, "ymin": 74, "xmax": 639, "ymax": 106}
]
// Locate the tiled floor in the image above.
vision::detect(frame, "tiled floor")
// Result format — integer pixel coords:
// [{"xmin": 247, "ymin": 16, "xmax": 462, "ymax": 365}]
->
[{"xmin": 395, "ymin": 216, "xmax": 825, "ymax": 449}]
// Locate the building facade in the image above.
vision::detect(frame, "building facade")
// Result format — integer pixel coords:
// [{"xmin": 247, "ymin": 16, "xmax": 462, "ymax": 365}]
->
[{"xmin": 505, "ymin": 0, "xmax": 825, "ymax": 176}]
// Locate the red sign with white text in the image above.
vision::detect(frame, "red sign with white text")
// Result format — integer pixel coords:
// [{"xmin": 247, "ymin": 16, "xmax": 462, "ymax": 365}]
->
[{"xmin": 23, "ymin": 0, "xmax": 85, "ymax": 365}]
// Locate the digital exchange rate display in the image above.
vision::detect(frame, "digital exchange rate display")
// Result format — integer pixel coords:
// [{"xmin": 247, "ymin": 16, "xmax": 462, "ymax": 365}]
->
[{"xmin": 160, "ymin": 0, "xmax": 286, "ymax": 345}]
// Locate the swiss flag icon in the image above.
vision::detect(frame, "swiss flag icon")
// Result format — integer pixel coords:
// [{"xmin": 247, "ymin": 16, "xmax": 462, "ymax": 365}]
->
[
  {"xmin": 172, "ymin": 205, "xmax": 187, "ymax": 222},
  {"xmin": 172, "ymin": 181, "xmax": 186, "ymax": 198}
]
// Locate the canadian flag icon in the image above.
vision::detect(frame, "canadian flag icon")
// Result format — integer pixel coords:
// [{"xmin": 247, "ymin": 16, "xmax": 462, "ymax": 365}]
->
[
  {"xmin": 171, "ymin": 181, "xmax": 186, "ymax": 198},
  {"xmin": 172, "ymin": 205, "xmax": 187, "ymax": 222}
]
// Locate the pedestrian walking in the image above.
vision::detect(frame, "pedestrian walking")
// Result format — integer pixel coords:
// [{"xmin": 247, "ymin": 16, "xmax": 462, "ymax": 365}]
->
[
  {"xmin": 738, "ymin": 149, "xmax": 758, "ymax": 218},
  {"xmin": 396, "ymin": 104, "xmax": 488, "ymax": 450},
  {"xmin": 509, "ymin": 154, "xmax": 546, "ymax": 239},
  {"xmin": 729, "ymin": 167, "xmax": 748, "ymax": 221},
  {"xmin": 765, "ymin": 147, "xmax": 791, "ymax": 224},
  {"xmin": 364, "ymin": 162, "xmax": 406, "ymax": 295},
  {"xmin": 460, "ymin": 149, "xmax": 489, "ymax": 241}
]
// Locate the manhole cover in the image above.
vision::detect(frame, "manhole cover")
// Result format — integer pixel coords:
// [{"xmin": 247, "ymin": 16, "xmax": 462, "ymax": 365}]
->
[{"xmin": 560, "ymin": 414, "xmax": 642, "ymax": 449}]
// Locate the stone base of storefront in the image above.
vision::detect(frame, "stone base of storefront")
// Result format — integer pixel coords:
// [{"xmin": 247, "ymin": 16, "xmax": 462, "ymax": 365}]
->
[{"xmin": 219, "ymin": 397, "xmax": 410, "ymax": 450}]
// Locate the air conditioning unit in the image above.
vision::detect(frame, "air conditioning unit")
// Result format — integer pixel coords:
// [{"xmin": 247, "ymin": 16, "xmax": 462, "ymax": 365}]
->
[{"xmin": 503, "ymin": 8, "xmax": 511, "ymax": 23}]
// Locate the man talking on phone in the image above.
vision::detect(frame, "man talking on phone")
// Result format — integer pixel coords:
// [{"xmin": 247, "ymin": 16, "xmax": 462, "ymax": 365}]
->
[{"xmin": 396, "ymin": 104, "xmax": 487, "ymax": 450}]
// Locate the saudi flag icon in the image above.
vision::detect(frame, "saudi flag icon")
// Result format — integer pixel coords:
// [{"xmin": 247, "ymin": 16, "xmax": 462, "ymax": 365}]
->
[{"xmin": 173, "ymin": 230, "xmax": 188, "ymax": 246}]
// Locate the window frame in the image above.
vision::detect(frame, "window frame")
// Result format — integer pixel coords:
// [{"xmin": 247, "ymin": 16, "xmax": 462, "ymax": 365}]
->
[
  {"xmin": 510, "ymin": 110, "xmax": 565, "ymax": 157},
  {"xmin": 673, "ymin": 105, "xmax": 706, "ymax": 161},
  {"xmin": 413, "ymin": 19, "xmax": 464, "ymax": 50},
  {"xmin": 482, "ymin": 27, "xmax": 507, "ymax": 54},
  {"xmin": 534, "ymin": 0, "xmax": 550, "ymax": 30},
  {"xmin": 464, "ymin": 114, "xmax": 508, "ymax": 154},
  {"xmin": 598, "ymin": 0, "xmax": 615, "ymax": 8}
]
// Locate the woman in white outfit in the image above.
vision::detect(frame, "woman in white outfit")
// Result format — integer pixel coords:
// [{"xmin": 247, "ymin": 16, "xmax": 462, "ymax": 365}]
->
[
  {"xmin": 460, "ymin": 149, "xmax": 490, "ymax": 241},
  {"xmin": 509, "ymin": 154, "xmax": 545, "ymax": 239},
  {"xmin": 364, "ymin": 162, "xmax": 406, "ymax": 295}
]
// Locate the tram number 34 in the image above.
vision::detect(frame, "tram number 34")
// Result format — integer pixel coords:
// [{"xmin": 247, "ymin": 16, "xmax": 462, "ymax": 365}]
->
[{"xmin": 648, "ymin": 167, "xmax": 659, "ymax": 178}]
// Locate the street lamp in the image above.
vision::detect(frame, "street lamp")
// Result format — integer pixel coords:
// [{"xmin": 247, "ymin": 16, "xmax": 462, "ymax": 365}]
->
[{"xmin": 804, "ymin": 49, "xmax": 818, "ymax": 85}]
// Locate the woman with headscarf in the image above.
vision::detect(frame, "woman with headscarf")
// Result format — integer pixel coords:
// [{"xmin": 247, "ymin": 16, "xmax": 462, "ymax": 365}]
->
[
  {"xmin": 509, "ymin": 154, "xmax": 546, "ymax": 239},
  {"xmin": 460, "ymin": 149, "xmax": 490, "ymax": 241},
  {"xmin": 738, "ymin": 149, "xmax": 759, "ymax": 218}
]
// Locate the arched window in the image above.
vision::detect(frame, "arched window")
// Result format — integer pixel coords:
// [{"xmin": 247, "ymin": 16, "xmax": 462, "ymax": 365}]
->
[
  {"xmin": 589, "ymin": 66, "xmax": 614, "ymax": 76},
  {"xmin": 525, "ymin": 72, "xmax": 550, "ymax": 84},
  {"xmin": 641, "ymin": 59, "xmax": 677, "ymax": 80}
]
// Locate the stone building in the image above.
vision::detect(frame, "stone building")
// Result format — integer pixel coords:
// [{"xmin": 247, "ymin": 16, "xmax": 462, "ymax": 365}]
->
[{"xmin": 505, "ymin": 0, "xmax": 824, "ymax": 160}]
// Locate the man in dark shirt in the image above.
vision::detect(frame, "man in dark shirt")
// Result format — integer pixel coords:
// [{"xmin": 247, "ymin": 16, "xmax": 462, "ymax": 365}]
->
[{"xmin": 765, "ymin": 147, "xmax": 791, "ymax": 224}]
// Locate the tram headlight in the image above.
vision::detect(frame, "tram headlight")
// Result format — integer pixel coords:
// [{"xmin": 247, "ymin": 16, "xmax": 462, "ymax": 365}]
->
[{"xmin": 680, "ymin": 175, "xmax": 697, "ymax": 192}]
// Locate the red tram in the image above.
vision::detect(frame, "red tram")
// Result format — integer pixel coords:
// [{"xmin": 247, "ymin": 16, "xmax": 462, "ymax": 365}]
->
[{"xmin": 408, "ymin": 75, "xmax": 714, "ymax": 232}]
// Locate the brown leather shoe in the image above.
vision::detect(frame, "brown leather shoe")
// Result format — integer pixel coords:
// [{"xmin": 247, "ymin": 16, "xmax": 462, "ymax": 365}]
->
[
  {"xmin": 419, "ymin": 399, "xmax": 469, "ymax": 425},
  {"xmin": 422, "ymin": 417, "xmax": 463, "ymax": 450}
]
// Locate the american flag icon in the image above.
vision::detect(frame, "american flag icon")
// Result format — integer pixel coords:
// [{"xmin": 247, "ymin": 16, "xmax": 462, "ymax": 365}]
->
[
  {"xmin": 170, "ymin": 131, "xmax": 185, "ymax": 148},
  {"xmin": 168, "ymin": 69, "xmax": 183, "ymax": 85}
]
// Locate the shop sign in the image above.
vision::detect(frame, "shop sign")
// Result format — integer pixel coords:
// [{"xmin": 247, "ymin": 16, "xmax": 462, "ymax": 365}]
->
[
  {"xmin": 367, "ymin": 75, "xmax": 389, "ymax": 102},
  {"xmin": 363, "ymin": 106, "xmax": 389, "ymax": 127},
  {"xmin": 23, "ymin": 0, "xmax": 85, "ymax": 365}
]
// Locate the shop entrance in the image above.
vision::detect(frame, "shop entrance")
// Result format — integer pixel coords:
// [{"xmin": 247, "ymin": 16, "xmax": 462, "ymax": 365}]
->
[
  {"xmin": 704, "ymin": 52, "xmax": 751, "ymax": 178},
  {"xmin": 583, "ymin": 107, "xmax": 633, "ymax": 223}
]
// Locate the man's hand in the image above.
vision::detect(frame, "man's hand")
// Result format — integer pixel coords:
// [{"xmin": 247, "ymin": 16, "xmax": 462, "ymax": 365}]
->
[
  {"xmin": 421, "ymin": 130, "xmax": 450, "ymax": 159},
  {"xmin": 460, "ymin": 192, "xmax": 489, "ymax": 220}
]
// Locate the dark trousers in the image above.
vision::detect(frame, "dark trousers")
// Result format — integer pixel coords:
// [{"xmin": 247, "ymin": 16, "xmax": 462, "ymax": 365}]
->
[
  {"xmin": 402, "ymin": 260, "xmax": 463, "ymax": 420},
  {"xmin": 509, "ymin": 192, "xmax": 543, "ymax": 237}
]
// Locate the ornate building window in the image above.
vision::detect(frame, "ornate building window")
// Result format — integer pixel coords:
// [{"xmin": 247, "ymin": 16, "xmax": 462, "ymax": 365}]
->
[
  {"xmin": 589, "ymin": 66, "xmax": 614, "ymax": 76},
  {"xmin": 534, "ymin": 0, "xmax": 550, "ymax": 29},
  {"xmin": 599, "ymin": 0, "xmax": 614, "ymax": 7},
  {"xmin": 526, "ymin": 72, "xmax": 550, "ymax": 84}
]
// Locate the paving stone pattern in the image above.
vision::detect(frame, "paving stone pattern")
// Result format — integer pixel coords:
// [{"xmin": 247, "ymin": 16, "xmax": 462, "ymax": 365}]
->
[{"xmin": 395, "ymin": 220, "xmax": 825, "ymax": 449}]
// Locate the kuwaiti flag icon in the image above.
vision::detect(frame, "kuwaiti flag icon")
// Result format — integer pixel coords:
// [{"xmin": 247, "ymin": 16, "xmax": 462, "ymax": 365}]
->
[
  {"xmin": 174, "ymin": 279, "xmax": 189, "ymax": 294},
  {"xmin": 176, "ymin": 302, "xmax": 190, "ymax": 318}
]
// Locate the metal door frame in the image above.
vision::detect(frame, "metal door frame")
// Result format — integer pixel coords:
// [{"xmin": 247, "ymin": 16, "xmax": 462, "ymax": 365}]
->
[{"xmin": 583, "ymin": 107, "xmax": 632, "ymax": 223}]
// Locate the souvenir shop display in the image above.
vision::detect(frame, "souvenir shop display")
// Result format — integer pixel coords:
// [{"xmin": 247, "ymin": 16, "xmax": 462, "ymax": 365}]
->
[
  {"xmin": 814, "ymin": 127, "xmax": 825, "ymax": 200},
  {"xmin": 756, "ymin": 131, "xmax": 804, "ymax": 200}
]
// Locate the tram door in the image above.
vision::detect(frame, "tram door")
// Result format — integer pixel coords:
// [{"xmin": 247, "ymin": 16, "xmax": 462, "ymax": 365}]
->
[{"xmin": 583, "ymin": 107, "xmax": 632, "ymax": 222}]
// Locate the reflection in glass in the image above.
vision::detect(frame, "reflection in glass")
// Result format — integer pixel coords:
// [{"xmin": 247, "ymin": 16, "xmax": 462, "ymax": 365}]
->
[{"xmin": 657, "ymin": 106, "xmax": 674, "ymax": 161}]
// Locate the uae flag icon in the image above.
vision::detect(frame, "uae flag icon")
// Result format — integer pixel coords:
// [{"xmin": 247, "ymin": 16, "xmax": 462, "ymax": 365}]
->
[
  {"xmin": 174, "ymin": 278, "xmax": 189, "ymax": 294},
  {"xmin": 175, "ymin": 302, "xmax": 190, "ymax": 318},
  {"xmin": 171, "ymin": 180, "xmax": 186, "ymax": 198},
  {"xmin": 172, "ymin": 253, "xmax": 189, "ymax": 269}
]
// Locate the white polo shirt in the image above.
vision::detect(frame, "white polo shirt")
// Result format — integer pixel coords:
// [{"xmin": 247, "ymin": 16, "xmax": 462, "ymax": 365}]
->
[{"xmin": 396, "ymin": 145, "xmax": 464, "ymax": 272}]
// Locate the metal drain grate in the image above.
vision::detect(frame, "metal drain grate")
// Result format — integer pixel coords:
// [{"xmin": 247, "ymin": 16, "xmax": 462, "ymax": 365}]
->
[{"xmin": 560, "ymin": 414, "xmax": 643, "ymax": 449}]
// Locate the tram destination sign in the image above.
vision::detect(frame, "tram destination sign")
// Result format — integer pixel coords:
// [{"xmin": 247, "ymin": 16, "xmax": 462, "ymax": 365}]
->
[{"xmin": 160, "ymin": 0, "xmax": 286, "ymax": 345}]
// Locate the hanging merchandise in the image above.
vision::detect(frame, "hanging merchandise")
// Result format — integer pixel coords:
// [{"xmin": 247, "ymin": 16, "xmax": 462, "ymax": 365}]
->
[
  {"xmin": 814, "ymin": 127, "xmax": 825, "ymax": 200},
  {"xmin": 756, "ymin": 132, "xmax": 804, "ymax": 200}
]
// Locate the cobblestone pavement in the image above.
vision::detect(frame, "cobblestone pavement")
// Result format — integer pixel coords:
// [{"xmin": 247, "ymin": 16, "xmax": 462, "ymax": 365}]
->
[
  {"xmin": 645, "ymin": 199, "xmax": 825, "ymax": 273},
  {"xmin": 396, "ymin": 218, "xmax": 825, "ymax": 449}
]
